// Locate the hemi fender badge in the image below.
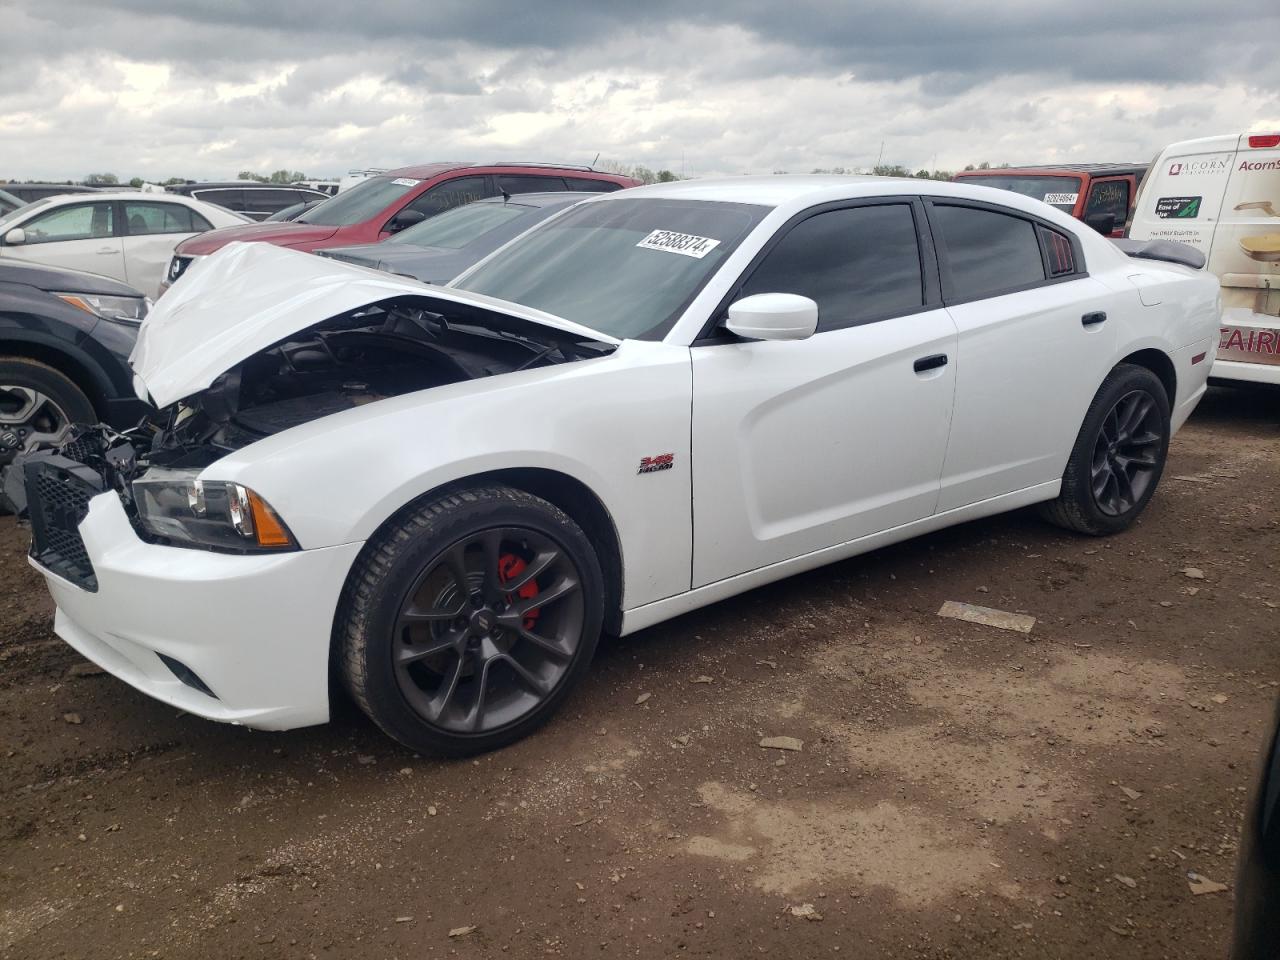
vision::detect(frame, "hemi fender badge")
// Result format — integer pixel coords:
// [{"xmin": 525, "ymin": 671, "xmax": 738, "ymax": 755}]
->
[{"xmin": 637, "ymin": 453, "xmax": 675, "ymax": 475}]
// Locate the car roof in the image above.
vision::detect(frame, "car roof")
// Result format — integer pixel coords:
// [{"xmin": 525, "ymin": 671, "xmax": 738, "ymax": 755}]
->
[
  {"xmin": 955, "ymin": 163, "xmax": 1149, "ymax": 177},
  {"xmin": 592, "ymin": 175, "xmax": 1101, "ymax": 225},
  {"xmin": 29, "ymin": 191, "xmax": 207, "ymax": 203},
  {"xmin": 168, "ymin": 181, "xmax": 325, "ymax": 190},
  {"xmin": 382, "ymin": 162, "xmax": 624, "ymax": 180},
  {"xmin": 477, "ymin": 191, "xmax": 603, "ymax": 207}
]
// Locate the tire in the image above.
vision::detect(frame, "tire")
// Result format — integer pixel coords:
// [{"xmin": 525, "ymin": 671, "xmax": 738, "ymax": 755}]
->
[
  {"xmin": 1039, "ymin": 363, "xmax": 1171, "ymax": 536},
  {"xmin": 337, "ymin": 485, "xmax": 605, "ymax": 756},
  {"xmin": 0, "ymin": 357, "xmax": 96, "ymax": 514}
]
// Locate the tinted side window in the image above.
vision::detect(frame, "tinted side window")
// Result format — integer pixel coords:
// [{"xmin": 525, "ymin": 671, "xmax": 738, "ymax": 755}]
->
[
  {"xmin": 1084, "ymin": 179, "xmax": 1129, "ymax": 225},
  {"xmin": 403, "ymin": 176, "xmax": 493, "ymax": 220},
  {"xmin": 931, "ymin": 204, "xmax": 1045, "ymax": 301},
  {"xmin": 496, "ymin": 175, "xmax": 567, "ymax": 194},
  {"xmin": 124, "ymin": 201, "xmax": 208, "ymax": 235},
  {"xmin": 195, "ymin": 189, "xmax": 245, "ymax": 212},
  {"xmin": 739, "ymin": 204, "xmax": 924, "ymax": 330},
  {"xmin": 567, "ymin": 177, "xmax": 621, "ymax": 192},
  {"xmin": 23, "ymin": 202, "xmax": 115, "ymax": 243}
]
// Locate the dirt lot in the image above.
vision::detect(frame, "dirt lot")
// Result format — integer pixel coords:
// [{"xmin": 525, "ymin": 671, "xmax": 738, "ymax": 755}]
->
[{"xmin": 1, "ymin": 386, "xmax": 1278, "ymax": 960}]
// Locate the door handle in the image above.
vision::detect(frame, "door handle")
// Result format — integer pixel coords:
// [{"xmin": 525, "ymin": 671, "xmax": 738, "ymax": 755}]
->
[
  {"xmin": 96, "ymin": 247, "xmax": 116, "ymax": 255},
  {"xmin": 913, "ymin": 353, "xmax": 948, "ymax": 373},
  {"xmin": 1082, "ymin": 311, "xmax": 1107, "ymax": 327}
]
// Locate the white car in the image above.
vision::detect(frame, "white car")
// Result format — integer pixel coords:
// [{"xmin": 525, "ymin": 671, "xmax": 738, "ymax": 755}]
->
[
  {"xmin": 0, "ymin": 192, "xmax": 247, "ymax": 299},
  {"xmin": 14, "ymin": 176, "xmax": 1220, "ymax": 755}
]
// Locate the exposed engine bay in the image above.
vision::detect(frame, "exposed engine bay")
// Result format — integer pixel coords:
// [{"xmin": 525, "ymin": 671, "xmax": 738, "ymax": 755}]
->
[{"xmin": 6, "ymin": 295, "xmax": 614, "ymax": 518}]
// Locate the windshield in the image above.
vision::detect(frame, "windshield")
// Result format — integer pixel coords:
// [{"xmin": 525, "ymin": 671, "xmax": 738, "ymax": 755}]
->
[
  {"xmin": 389, "ymin": 201, "xmax": 531, "ymax": 249},
  {"xmin": 453, "ymin": 197, "xmax": 768, "ymax": 339},
  {"xmin": 0, "ymin": 196, "xmax": 50, "ymax": 230},
  {"xmin": 960, "ymin": 174, "xmax": 1083, "ymax": 212},
  {"xmin": 297, "ymin": 175, "xmax": 420, "ymax": 226}
]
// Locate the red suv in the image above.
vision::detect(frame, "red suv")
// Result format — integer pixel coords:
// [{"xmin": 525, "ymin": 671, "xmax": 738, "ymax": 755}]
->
[
  {"xmin": 952, "ymin": 163, "xmax": 1147, "ymax": 237},
  {"xmin": 165, "ymin": 162, "xmax": 640, "ymax": 286}
]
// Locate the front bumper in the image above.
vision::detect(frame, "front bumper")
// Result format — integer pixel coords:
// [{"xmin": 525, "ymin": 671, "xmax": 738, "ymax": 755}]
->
[{"xmin": 33, "ymin": 490, "xmax": 364, "ymax": 730}]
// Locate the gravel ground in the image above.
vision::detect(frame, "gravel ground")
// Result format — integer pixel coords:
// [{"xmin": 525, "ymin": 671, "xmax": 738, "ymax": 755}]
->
[{"xmin": 1, "ymin": 385, "xmax": 1277, "ymax": 960}]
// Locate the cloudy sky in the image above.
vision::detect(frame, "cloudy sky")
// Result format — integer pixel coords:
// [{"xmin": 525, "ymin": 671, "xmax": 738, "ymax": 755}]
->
[{"xmin": 2, "ymin": 1, "xmax": 1278, "ymax": 182}]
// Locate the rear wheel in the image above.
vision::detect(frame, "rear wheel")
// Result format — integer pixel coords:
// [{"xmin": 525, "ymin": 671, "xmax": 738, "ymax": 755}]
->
[
  {"xmin": 338, "ymin": 485, "xmax": 604, "ymax": 756},
  {"xmin": 1039, "ymin": 363, "xmax": 1170, "ymax": 536}
]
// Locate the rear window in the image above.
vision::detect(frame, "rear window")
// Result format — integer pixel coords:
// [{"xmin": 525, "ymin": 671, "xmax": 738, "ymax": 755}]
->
[
  {"xmin": 932, "ymin": 203, "xmax": 1046, "ymax": 301},
  {"xmin": 298, "ymin": 176, "xmax": 421, "ymax": 226},
  {"xmin": 567, "ymin": 177, "xmax": 622, "ymax": 192},
  {"xmin": 958, "ymin": 174, "xmax": 1083, "ymax": 212}
]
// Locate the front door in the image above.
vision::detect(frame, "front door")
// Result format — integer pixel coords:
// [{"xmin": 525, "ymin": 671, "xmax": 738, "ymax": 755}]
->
[
  {"xmin": 1, "ymin": 201, "xmax": 124, "ymax": 281},
  {"xmin": 690, "ymin": 199, "xmax": 958, "ymax": 587}
]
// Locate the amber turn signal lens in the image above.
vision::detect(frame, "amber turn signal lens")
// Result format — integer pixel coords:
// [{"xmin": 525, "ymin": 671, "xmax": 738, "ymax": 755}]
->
[{"xmin": 247, "ymin": 490, "xmax": 294, "ymax": 548}]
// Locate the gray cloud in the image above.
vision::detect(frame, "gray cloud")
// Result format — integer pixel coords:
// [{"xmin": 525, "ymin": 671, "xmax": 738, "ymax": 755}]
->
[{"xmin": 2, "ymin": 2, "xmax": 1277, "ymax": 181}]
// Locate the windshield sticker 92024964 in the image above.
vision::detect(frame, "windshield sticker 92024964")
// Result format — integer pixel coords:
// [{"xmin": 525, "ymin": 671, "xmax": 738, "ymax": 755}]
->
[
  {"xmin": 391, "ymin": 178, "xmax": 420, "ymax": 187},
  {"xmin": 635, "ymin": 229, "xmax": 722, "ymax": 259},
  {"xmin": 1043, "ymin": 193, "xmax": 1079, "ymax": 205}
]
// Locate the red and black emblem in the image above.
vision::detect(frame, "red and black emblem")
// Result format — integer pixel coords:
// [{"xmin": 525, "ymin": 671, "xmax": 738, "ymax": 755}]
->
[{"xmin": 637, "ymin": 453, "xmax": 675, "ymax": 475}]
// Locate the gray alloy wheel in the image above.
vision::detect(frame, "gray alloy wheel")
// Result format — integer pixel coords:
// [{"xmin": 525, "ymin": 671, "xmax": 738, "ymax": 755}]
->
[
  {"xmin": 339, "ymin": 485, "xmax": 605, "ymax": 756},
  {"xmin": 0, "ymin": 385, "xmax": 76, "ymax": 460},
  {"xmin": 391, "ymin": 525, "xmax": 587, "ymax": 734}
]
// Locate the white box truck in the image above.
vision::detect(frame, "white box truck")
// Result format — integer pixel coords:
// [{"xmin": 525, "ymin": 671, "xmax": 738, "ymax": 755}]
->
[{"xmin": 1129, "ymin": 132, "xmax": 1280, "ymax": 386}]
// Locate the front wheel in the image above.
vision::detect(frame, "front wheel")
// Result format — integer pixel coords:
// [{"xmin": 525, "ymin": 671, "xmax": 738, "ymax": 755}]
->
[
  {"xmin": 1039, "ymin": 363, "xmax": 1171, "ymax": 536},
  {"xmin": 338, "ymin": 485, "xmax": 604, "ymax": 756}
]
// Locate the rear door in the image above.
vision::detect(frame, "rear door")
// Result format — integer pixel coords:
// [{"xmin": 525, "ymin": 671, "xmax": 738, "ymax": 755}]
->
[
  {"xmin": 690, "ymin": 198, "xmax": 958, "ymax": 586},
  {"xmin": 0, "ymin": 200, "xmax": 124, "ymax": 280},
  {"xmin": 929, "ymin": 200, "xmax": 1118, "ymax": 511},
  {"xmin": 121, "ymin": 200, "xmax": 213, "ymax": 298}
]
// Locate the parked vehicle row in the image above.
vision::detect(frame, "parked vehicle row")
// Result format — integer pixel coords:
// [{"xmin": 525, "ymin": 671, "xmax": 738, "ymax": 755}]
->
[
  {"xmin": 163, "ymin": 181, "xmax": 331, "ymax": 221},
  {"xmin": 163, "ymin": 162, "xmax": 638, "ymax": 288},
  {"xmin": 0, "ymin": 192, "xmax": 248, "ymax": 299},
  {"xmin": 10, "ymin": 175, "xmax": 1219, "ymax": 756}
]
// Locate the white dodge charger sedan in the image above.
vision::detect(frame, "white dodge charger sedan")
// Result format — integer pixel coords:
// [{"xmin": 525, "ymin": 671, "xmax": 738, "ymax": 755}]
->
[{"xmin": 14, "ymin": 176, "xmax": 1220, "ymax": 755}]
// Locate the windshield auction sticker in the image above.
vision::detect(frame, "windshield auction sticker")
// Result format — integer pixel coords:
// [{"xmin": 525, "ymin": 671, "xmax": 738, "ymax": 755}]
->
[
  {"xmin": 391, "ymin": 178, "xmax": 421, "ymax": 186},
  {"xmin": 1043, "ymin": 193, "xmax": 1078, "ymax": 205},
  {"xmin": 1156, "ymin": 196, "xmax": 1202, "ymax": 219},
  {"xmin": 636, "ymin": 229, "xmax": 722, "ymax": 259}
]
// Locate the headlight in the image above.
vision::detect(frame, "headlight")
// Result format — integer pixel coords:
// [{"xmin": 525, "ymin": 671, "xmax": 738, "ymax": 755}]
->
[
  {"xmin": 55, "ymin": 292, "xmax": 149, "ymax": 324},
  {"xmin": 132, "ymin": 468, "xmax": 296, "ymax": 552}
]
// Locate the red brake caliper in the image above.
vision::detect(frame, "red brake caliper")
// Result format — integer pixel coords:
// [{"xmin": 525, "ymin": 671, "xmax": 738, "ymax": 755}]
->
[{"xmin": 498, "ymin": 553, "xmax": 540, "ymax": 631}]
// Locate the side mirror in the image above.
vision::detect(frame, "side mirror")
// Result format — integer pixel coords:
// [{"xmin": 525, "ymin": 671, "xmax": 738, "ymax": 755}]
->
[
  {"xmin": 1084, "ymin": 213, "xmax": 1117, "ymax": 236},
  {"xmin": 389, "ymin": 210, "xmax": 426, "ymax": 232},
  {"xmin": 3, "ymin": 227, "xmax": 26, "ymax": 245},
  {"xmin": 723, "ymin": 293, "xmax": 818, "ymax": 341}
]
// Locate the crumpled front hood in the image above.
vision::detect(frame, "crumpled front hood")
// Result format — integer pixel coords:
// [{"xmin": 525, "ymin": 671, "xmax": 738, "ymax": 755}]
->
[{"xmin": 130, "ymin": 241, "xmax": 618, "ymax": 408}]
